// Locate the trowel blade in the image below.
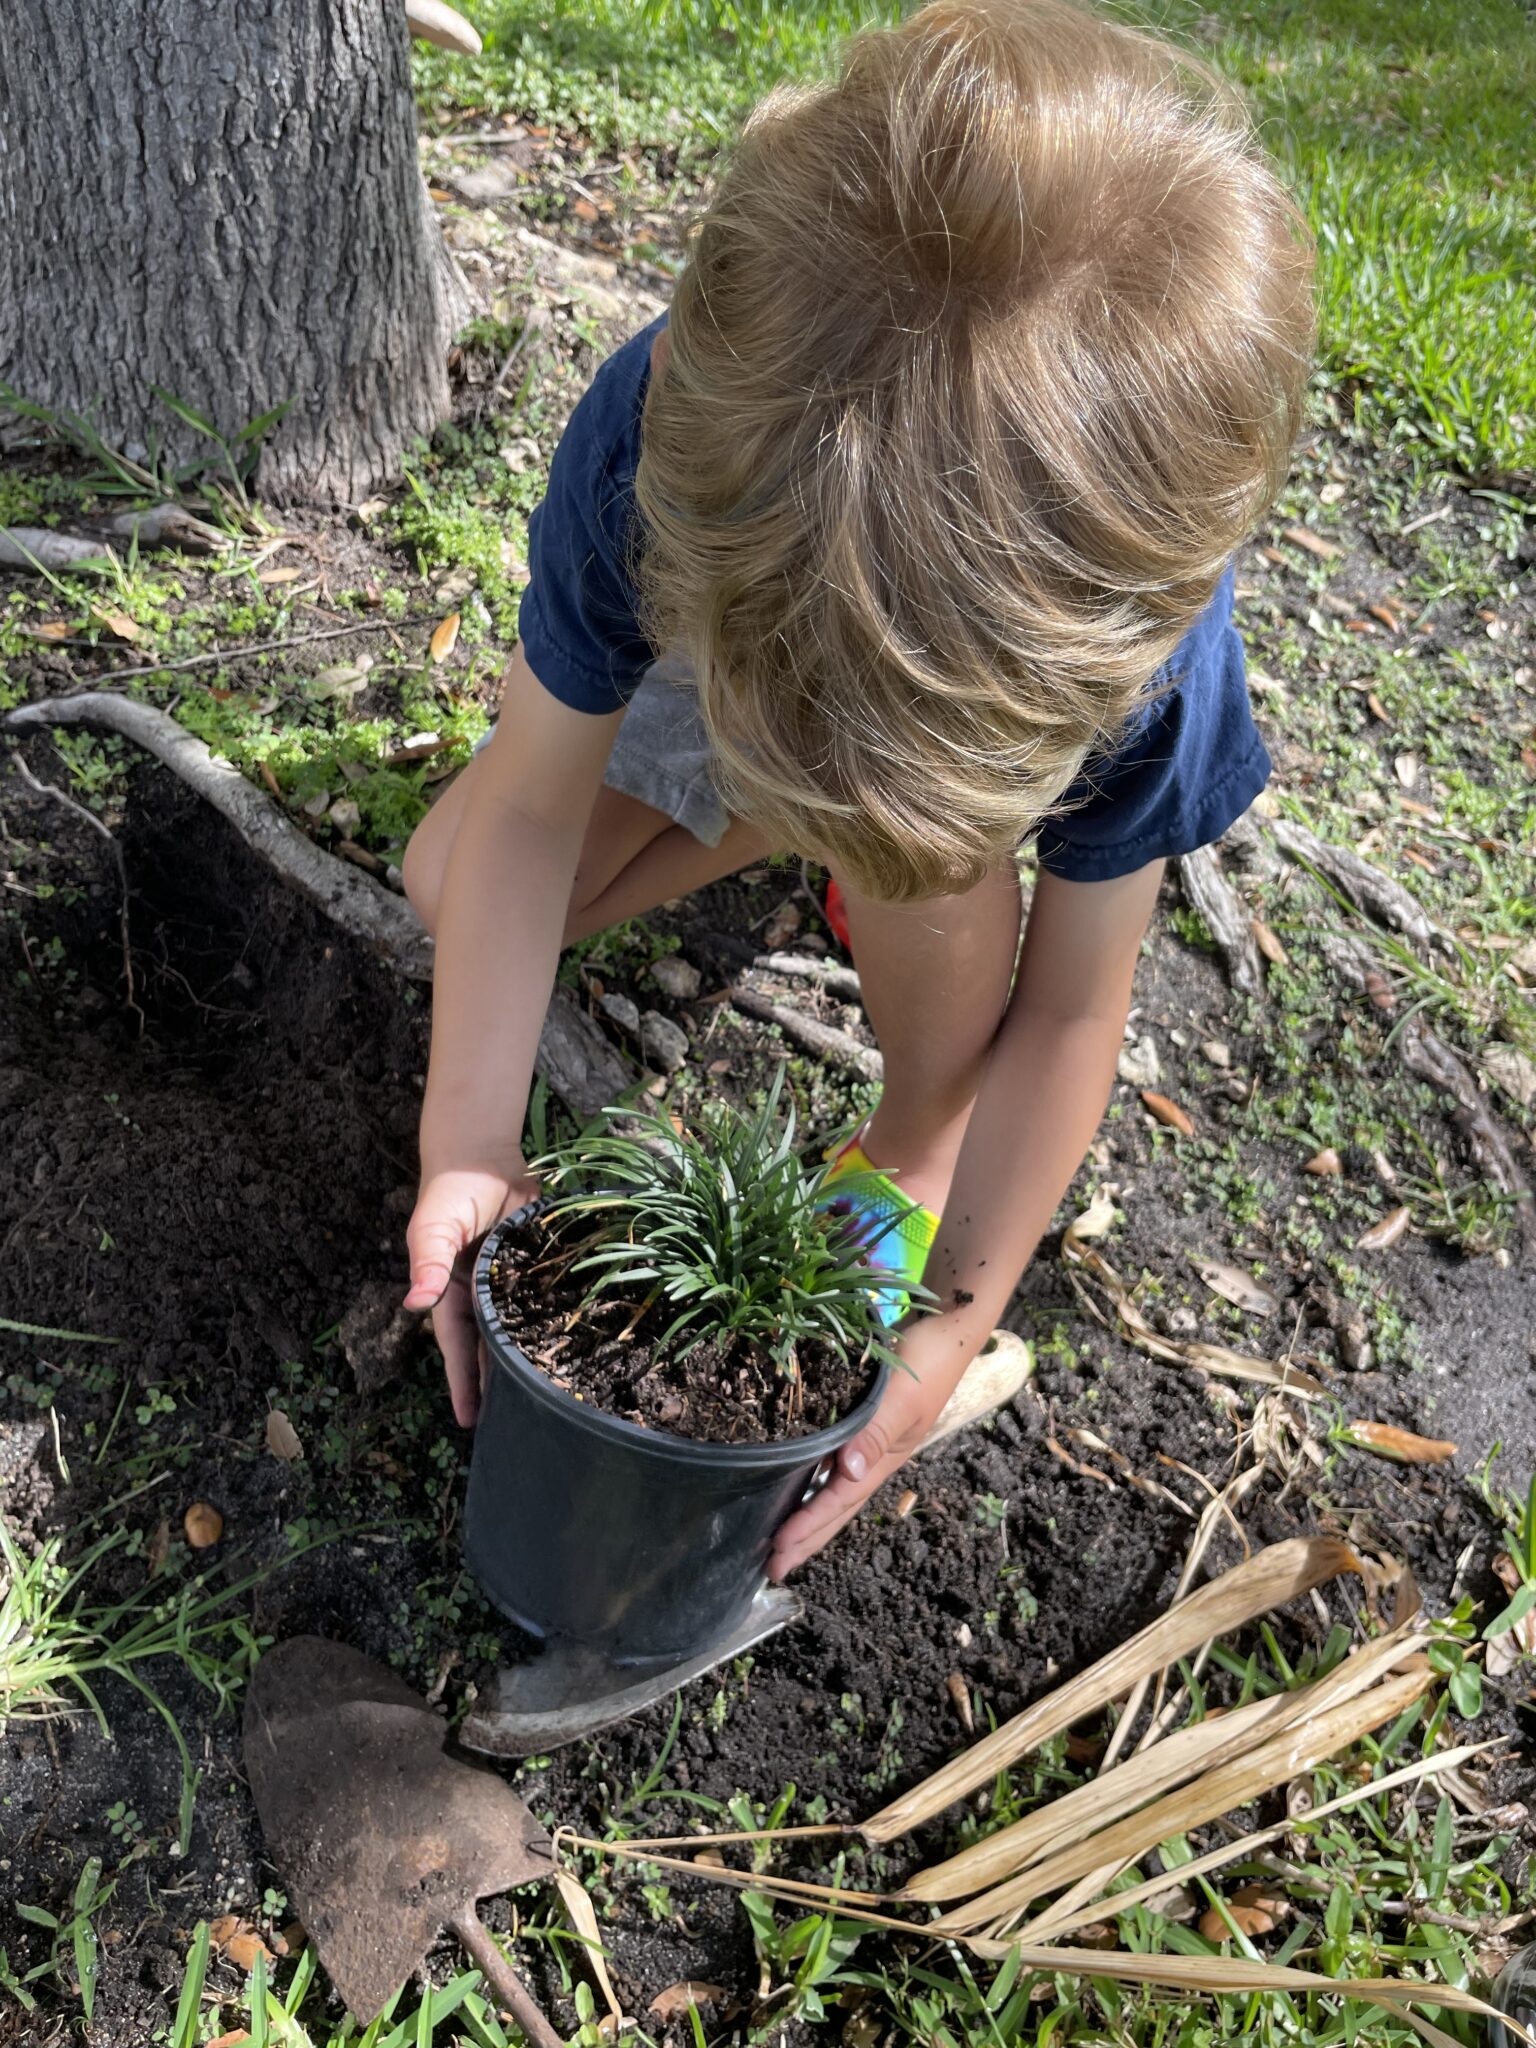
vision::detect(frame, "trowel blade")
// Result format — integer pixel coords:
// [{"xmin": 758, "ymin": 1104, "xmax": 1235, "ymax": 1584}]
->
[{"xmin": 460, "ymin": 1584, "xmax": 800, "ymax": 1758}]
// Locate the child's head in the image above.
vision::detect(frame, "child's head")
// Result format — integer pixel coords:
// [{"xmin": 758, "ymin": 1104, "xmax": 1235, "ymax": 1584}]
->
[{"xmin": 636, "ymin": 0, "xmax": 1314, "ymax": 902}]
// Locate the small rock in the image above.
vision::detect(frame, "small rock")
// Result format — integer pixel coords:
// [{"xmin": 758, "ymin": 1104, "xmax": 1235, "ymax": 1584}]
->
[
  {"xmin": 452, "ymin": 159, "xmax": 524, "ymax": 203},
  {"xmin": 328, "ymin": 798, "xmax": 362, "ymax": 835},
  {"xmin": 1485, "ymin": 1043, "xmax": 1536, "ymax": 1111},
  {"xmin": 499, "ymin": 437, "xmax": 541, "ymax": 474},
  {"xmin": 649, "ymin": 955, "xmax": 702, "ymax": 1001},
  {"xmin": 640, "ymin": 1011, "xmax": 689, "ymax": 1074},
  {"xmin": 600, "ymin": 992, "xmax": 640, "ymax": 1036},
  {"xmin": 1156, "ymin": 1304, "xmax": 1200, "ymax": 1338},
  {"xmin": 301, "ymin": 789, "xmax": 331, "ymax": 819},
  {"xmin": 1201, "ymin": 1038, "xmax": 1232, "ymax": 1069},
  {"xmin": 1116, "ymin": 1034, "xmax": 1161, "ymax": 1089}
]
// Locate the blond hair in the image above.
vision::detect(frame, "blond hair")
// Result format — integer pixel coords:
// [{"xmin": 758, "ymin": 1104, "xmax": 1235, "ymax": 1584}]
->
[{"xmin": 635, "ymin": 0, "xmax": 1314, "ymax": 901}]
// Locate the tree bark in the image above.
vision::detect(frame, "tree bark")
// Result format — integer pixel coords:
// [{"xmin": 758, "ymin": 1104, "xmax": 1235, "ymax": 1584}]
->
[{"xmin": 0, "ymin": 0, "xmax": 471, "ymax": 506}]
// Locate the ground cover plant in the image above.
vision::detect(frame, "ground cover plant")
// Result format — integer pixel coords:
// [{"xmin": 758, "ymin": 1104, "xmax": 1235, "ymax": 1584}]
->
[
  {"xmin": 1, "ymin": 0, "xmax": 1534, "ymax": 2041},
  {"xmin": 485, "ymin": 1072, "xmax": 914, "ymax": 1438}
]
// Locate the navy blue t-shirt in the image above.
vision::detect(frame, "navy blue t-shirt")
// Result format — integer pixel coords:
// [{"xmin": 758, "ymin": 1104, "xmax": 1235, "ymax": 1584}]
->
[{"xmin": 518, "ymin": 317, "xmax": 1271, "ymax": 884}]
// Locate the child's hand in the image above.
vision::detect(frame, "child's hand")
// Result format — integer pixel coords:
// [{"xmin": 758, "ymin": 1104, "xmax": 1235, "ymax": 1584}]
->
[
  {"xmin": 406, "ymin": 1167, "xmax": 537, "ymax": 1426},
  {"xmin": 766, "ymin": 1325, "xmax": 970, "ymax": 1581}
]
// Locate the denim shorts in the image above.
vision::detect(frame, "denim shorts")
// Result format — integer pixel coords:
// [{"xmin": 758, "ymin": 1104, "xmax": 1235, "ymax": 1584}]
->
[{"xmin": 477, "ymin": 653, "xmax": 730, "ymax": 848}]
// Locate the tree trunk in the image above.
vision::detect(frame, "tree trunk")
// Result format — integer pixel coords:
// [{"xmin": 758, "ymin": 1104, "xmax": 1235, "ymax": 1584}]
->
[{"xmin": 0, "ymin": 1, "xmax": 472, "ymax": 507}]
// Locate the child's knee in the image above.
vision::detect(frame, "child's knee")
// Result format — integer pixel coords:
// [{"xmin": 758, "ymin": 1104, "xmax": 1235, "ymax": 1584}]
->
[{"xmin": 401, "ymin": 818, "xmax": 443, "ymax": 935}]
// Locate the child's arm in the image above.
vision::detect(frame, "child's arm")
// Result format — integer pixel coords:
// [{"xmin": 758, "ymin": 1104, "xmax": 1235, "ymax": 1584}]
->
[
  {"xmin": 768, "ymin": 857, "xmax": 1165, "ymax": 1579},
  {"xmin": 405, "ymin": 650, "xmax": 622, "ymax": 1425}
]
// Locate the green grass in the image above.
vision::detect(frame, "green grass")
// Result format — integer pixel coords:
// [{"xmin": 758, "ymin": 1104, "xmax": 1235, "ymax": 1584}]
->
[{"xmin": 418, "ymin": 0, "xmax": 1536, "ymax": 484}]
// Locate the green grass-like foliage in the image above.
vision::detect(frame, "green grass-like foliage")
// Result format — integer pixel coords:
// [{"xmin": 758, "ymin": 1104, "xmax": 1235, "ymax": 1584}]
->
[{"xmin": 534, "ymin": 1068, "xmax": 920, "ymax": 1380}]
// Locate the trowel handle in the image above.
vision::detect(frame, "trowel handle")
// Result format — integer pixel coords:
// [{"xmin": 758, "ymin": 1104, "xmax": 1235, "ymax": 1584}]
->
[{"xmin": 453, "ymin": 1911, "xmax": 566, "ymax": 2048}]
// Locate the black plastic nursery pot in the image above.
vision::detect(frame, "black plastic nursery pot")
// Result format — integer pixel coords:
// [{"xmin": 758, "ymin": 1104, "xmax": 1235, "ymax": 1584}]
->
[{"xmin": 465, "ymin": 1204, "xmax": 887, "ymax": 1666}]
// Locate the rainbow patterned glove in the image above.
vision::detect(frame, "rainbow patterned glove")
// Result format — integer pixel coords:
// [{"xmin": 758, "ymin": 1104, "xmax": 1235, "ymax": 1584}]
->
[{"xmin": 819, "ymin": 1135, "xmax": 939, "ymax": 1328}]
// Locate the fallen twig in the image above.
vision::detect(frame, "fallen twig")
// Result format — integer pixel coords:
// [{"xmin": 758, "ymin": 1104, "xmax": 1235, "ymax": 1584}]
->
[
  {"xmin": 1177, "ymin": 845, "xmax": 1264, "ymax": 997},
  {"xmin": 11, "ymin": 751, "xmax": 142, "ymax": 1032},
  {"xmin": 88, "ymin": 618, "xmax": 414, "ymax": 682},
  {"xmin": 729, "ymin": 985, "xmax": 883, "ymax": 1081}
]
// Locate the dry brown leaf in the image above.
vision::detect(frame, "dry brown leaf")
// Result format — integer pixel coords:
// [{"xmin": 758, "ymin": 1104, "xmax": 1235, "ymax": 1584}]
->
[
  {"xmin": 554, "ymin": 1869, "xmax": 623, "ymax": 2025},
  {"xmin": 1250, "ymin": 918, "xmax": 1288, "ymax": 967},
  {"xmin": 762, "ymin": 902, "xmax": 801, "ymax": 950},
  {"xmin": 1357, "ymin": 1206, "xmax": 1410, "ymax": 1251},
  {"xmin": 146, "ymin": 1517, "xmax": 171, "ymax": 1576},
  {"xmin": 1304, "ymin": 1148, "xmax": 1342, "ymax": 1177},
  {"xmin": 26, "ymin": 620, "xmax": 75, "ymax": 642},
  {"xmin": 429, "ymin": 611, "xmax": 461, "ymax": 664},
  {"xmin": 896, "ymin": 1488, "xmax": 918, "ymax": 1517},
  {"xmin": 92, "ymin": 604, "xmax": 141, "ymax": 641},
  {"xmin": 1282, "ymin": 525, "xmax": 1344, "ymax": 560},
  {"xmin": 648, "ymin": 1983, "xmax": 726, "ymax": 2019},
  {"xmin": 947, "ymin": 1673, "xmax": 975, "ymax": 1734},
  {"xmin": 573, "ymin": 197, "xmax": 601, "ymax": 223},
  {"xmin": 1141, "ymin": 1091, "xmax": 1194, "ymax": 1137},
  {"xmin": 265, "ymin": 1408, "xmax": 303, "ymax": 1462},
  {"xmin": 1366, "ymin": 692, "xmax": 1390, "ymax": 722},
  {"xmin": 1193, "ymin": 1257, "xmax": 1280, "ymax": 1318},
  {"xmin": 863, "ymin": 1536, "xmax": 1359, "ymax": 1843},
  {"xmin": 1233, "ymin": 1884, "xmax": 1291, "ymax": 1920},
  {"xmin": 184, "ymin": 1501, "xmax": 224, "ymax": 1549},
  {"xmin": 210, "ymin": 1915, "xmax": 272, "ymax": 1973},
  {"xmin": 1065, "ymin": 1188, "xmax": 1120, "ymax": 1243},
  {"xmin": 257, "ymin": 566, "xmax": 303, "ymax": 585},
  {"xmin": 1342, "ymin": 1421, "xmax": 1456, "ymax": 1466},
  {"xmin": 208, "ymin": 2032, "xmax": 252, "ymax": 2048},
  {"xmin": 1199, "ymin": 1903, "xmax": 1276, "ymax": 1942}
]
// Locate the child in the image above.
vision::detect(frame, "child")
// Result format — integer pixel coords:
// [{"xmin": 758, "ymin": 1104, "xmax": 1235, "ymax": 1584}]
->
[{"xmin": 400, "ymin": 0, "xmax": 1313, "ymax": 1581}]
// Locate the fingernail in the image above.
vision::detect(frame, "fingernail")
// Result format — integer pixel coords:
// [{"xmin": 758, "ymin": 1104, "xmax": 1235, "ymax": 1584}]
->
[{"xmin": 844, "ymin": 1448, "xmax": 867, "ymax": 1480}]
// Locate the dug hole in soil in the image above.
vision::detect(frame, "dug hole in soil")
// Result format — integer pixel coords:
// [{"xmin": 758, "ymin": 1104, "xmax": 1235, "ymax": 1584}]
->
[{"xmin": 3, "ymin": 738, "xmax": 1536, "ymax": 2044}]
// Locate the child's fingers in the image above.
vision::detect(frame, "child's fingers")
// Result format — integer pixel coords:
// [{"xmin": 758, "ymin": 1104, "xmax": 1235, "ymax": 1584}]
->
[
  {"xmin": 436, "ymin": 1297, "xmax": 484, "ymax": 1427},
  {"xmin": 405, "ymin": 1213, "xmax": 469, "ymax": 1310}
]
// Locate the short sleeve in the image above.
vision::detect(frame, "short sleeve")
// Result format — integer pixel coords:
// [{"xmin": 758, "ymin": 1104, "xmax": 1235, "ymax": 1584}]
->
[
  {"xmin": 517, "ymin": 319, "xmax": 665, "ymax": 715},
  {"xmin": 1035, "ymin": 567, "xmax": 1271, "ymax": 883}
]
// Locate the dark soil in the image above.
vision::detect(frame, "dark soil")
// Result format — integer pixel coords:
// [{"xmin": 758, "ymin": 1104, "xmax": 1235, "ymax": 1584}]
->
[
  {"xmin": 483, "ymin": 1214, "xmax": 877, "ymax": 1444},
  {"xmin": 3, "ymin": 524, "xmax": 1536, "ymax": 2043}
]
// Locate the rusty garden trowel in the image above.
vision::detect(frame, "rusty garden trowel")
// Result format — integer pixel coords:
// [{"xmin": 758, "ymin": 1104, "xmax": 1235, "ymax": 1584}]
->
[{"xmin": 243, "ymin": 1637, "xmax": 565, "ymax": 2047}]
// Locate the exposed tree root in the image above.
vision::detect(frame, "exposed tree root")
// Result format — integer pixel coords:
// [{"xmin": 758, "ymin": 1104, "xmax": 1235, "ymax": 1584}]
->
[
  {"xmin": 0, "ymin": 526, "xmax": 114, "ymax": 573},
  {"xmin": 1177, "ymin": 845, "xmax": 1264, "ymax": 998},
  {"xmin": 729, "ymin": 985, "xmax": 884, "ymax": 1081},
  {"xmin": 3, "ymin": 691, "xmax": 635, "ymax": 1120},
  {"xmin": 1271, "ymin": 816, "xmax": 1451, "ymax": 952},
  {"xmin": 753, "ymin": 951, "xmax": 864, "ymax": 1001},
  {"xmin": 1316, "ymin": 922, "xmax": 1534, "ymax": 1252},
  {"xmin": 1398, "ymin": 1014, "xmax": 1536, "ymax": 1253}
]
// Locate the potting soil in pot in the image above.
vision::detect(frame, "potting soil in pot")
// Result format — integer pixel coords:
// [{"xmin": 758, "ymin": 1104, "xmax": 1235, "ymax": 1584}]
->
[{"xmin": 484, "ymin": 1219, "xmax": 878, "ymax": 1444}]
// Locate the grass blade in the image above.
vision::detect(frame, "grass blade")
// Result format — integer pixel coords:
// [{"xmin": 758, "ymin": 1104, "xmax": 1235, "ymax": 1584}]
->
[{"xmin": 170, "ymin": 1923, "xmax": 210, "ymax": 2048}]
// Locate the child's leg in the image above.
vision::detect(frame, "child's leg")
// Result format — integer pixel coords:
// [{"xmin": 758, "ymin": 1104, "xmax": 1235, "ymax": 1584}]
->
[
  {"xmin": 402, "ymin": 748, "xmax": 774, "ymax": 942},
  {"xmin": 831, "ymin": 867, "xmax": 1022, "ymax": 1219}
]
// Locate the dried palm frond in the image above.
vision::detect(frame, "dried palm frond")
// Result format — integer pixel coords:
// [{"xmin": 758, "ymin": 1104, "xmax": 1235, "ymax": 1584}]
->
[{"xmin": 862, "ymin": 1536, "xmax": 1358, "ymax": 1841}]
